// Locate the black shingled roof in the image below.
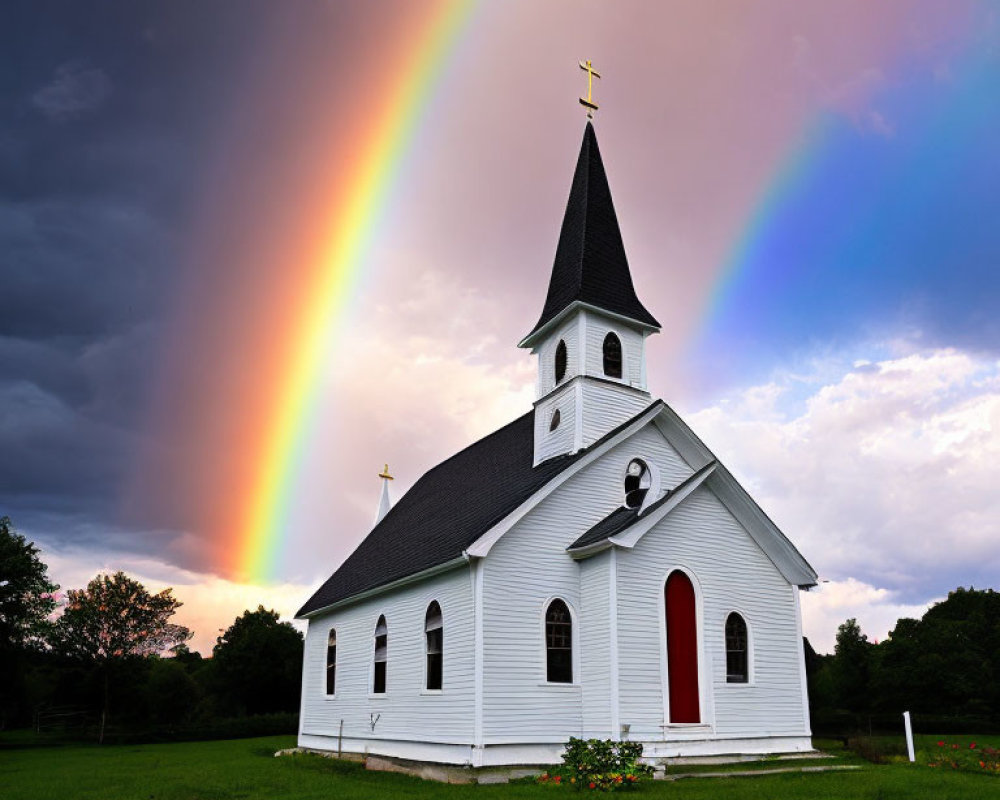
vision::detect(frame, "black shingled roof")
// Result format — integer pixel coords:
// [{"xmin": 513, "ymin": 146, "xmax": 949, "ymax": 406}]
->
[
  {"xmin": 523, "ymin": 122, "xmax": 660, "ymax": 342},
  {"xmin": 297, "ymin": 401, "xmax": 663, "ymax": 617},
  {"xmin": 568, "ymin": 461, "xmax": 717, "ymax": 551}
]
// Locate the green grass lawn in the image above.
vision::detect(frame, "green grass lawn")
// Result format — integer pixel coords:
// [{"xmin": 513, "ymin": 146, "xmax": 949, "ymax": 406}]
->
[{"xmin": 2, "ymin": 734, "xmax": 999, "ymax": 800}]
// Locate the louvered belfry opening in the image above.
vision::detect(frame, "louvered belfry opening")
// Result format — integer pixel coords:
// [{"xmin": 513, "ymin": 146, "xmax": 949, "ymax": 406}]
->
[
  {"xmin": 555, "ymin": 340, "xmax": 568, "ymax": 382},
  {"xmin": 603, "ymin": 332, "xmax": 622, "ymax": 378}
]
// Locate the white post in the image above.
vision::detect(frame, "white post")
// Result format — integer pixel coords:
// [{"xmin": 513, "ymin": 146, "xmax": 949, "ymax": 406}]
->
[{"xmin": 903, "ymin": 711, "xmax": 915, "ymax": 762}]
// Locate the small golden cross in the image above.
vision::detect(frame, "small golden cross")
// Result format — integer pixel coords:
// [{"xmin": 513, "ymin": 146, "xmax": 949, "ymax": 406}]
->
[
  {"xmin": 378, "ymin": 464, "xmax": 394, "ymax": 480},
  {"xmin": 579, "ymin": 60, "xmax": 601, "ymax": 117}
]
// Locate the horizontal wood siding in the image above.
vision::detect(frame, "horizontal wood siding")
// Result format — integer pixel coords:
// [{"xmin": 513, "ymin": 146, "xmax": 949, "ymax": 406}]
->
[
  {"xmin": 299, "ymin": 566, "xmax": 475, "ymax": 746},
  {"xmin": 580, "ymin": 553, "xmax": 612, "ymax": 738},
  {"xmin": 584, "ymin": 317, "xmax": 645, "ymax": 388},
  {"xmin": 580, "ymin": 381, "xmax": 652, "ymax": 449},
  {"xmin": 616, "ymin": 485, "xmax": 808, "ymax": 739},
  {"xmin": 537, "ymin": 318, "xmax": 579, "ymax": 396},
  {"xmin": 483, "ymin": 424, "xmax": 692, "ymax": 743},
  {"xmin": 534, "ymin": 385, "xmax": 578, "ymax": 464}
]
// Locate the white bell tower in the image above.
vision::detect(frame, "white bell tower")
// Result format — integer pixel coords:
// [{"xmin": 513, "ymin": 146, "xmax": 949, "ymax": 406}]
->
[{"xmin": 520, "ymin": 122, "xmax": 660, "ymax": 466}]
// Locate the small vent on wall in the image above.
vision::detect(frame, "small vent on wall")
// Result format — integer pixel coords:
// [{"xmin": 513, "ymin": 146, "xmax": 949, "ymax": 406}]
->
[{"xmin": 549, "ymin": 409, "xmax": 561, "ymax": 431}]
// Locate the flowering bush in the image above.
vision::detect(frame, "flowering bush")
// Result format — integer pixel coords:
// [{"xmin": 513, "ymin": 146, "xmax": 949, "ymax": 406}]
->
[
  {"xmin": 923, "ymin": 738, "xmax": 1000, "ymax": 775},
  {"xmin": 537, "ymin": 737, "xmax": 652, "ymax": 791}
]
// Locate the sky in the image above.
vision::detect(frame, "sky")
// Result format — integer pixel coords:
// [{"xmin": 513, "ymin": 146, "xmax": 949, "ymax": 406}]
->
[{"xmin": 2, "ymin": 0, "xmax": 998, "ymax": 654}]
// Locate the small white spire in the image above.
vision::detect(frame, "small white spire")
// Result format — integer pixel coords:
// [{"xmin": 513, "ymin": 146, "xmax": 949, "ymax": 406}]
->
[{"xmin": 374, "ymin": 464, "xmax": 394, "ymax": 525}]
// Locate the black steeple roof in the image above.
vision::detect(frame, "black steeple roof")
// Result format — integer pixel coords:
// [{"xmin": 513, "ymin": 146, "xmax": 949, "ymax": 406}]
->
[{"xmin": 522, "ymin": 121, "xmax": 660, "ymax": 344}]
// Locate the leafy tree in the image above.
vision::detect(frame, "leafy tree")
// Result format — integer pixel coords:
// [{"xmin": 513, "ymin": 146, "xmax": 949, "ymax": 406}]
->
[
  {"xmin": 212, "ymin": 606, "xmax": 303, "ymax": 715},
  {"xmin": 0, "ymin": 516, "xmax": 58, "ymax": 651},
  {"xmin": 146, "ymin": 658, "xmax": 201, "ymax": 724},
  {"xmin": 831, "ymin": 618, "xmax": 873, "ymax": 712},
  {"xmin": 874, "ymin": 587, "xmax": 1000, "ymax": 716},
  {"xmin": 50, "ymin": 571, "xmax": 191, "ymax": 740},
  {"xmin": 0, "ymin": 516, "xmax": 58, "ymax": 726}
]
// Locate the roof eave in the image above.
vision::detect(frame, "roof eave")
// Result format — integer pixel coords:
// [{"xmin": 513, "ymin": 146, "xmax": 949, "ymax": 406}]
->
[
  {"xmin": 518, "ymin": 300, "xmax": 661, "ymax": 350},
  {"xmin": 295, "ymin": 554, "xmax": 471, "ymax": 619}
]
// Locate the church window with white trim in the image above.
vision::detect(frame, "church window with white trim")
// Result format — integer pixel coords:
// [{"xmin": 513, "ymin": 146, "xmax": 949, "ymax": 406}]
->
[
  {"xmin": 725, "ymin": 612, "xmax": 749, "ymax": 683},
  {"xmin": 373, "ymin": 615, "xmax": 388, "ymax": 694},
  {"xmin": 545, "ymin": 599, "xmax": 573, "ymax": 683},
  {"xmin": 425, "ymin": 601, "xmax": 443, "ymax": 691}
]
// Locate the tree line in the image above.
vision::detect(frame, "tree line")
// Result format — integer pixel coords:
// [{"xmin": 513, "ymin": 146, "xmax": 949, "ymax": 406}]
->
[
  {"xmin": 806, "ymin": 587, "xmax": 1000, "ymax": 733},
  {"xmin": 0, "ymin": 517, "xmax": 303, "ymax": 741},
  {"xmin": 3, "ymin": 514, "xmax": 998, "ymax": 740}
]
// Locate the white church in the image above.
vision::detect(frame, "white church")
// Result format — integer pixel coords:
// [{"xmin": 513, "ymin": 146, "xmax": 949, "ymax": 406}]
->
[{"xmin": 295, "ymin": 119, "xmax": 818, "ymax": 768}]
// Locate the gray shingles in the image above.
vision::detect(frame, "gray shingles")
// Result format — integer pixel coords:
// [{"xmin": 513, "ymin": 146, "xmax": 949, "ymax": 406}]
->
[{"xmin": 297, "ymin": 401, "xmax": 663, "ymax": 617}]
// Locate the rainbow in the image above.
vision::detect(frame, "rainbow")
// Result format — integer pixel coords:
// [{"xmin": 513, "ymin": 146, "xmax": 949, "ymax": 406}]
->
[{"xmin": 237, "ymin": 0, "xmax": 478, "ymax": 581}]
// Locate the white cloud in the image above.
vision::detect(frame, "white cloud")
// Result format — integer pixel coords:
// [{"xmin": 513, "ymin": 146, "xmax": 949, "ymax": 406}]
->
[
  {"xmin": 280, "ymin": 268, "xmax": 536, "ymax": 581},
  {"xmin": 800, "ymin": 577, "xmax": 938, "ymax": 653},
  {"xmin": 32, "ymin": 62, "xmax": 112, "ymax": 121},
  {"xmin": 687, "ymin": 348, "xmax": 1000, "ymax": 639}
]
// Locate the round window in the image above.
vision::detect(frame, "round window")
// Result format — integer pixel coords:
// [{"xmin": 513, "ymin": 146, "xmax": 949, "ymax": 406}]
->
[{"xmin": 624, "ymin": 459, "xmax": 651, "ymax": 508}]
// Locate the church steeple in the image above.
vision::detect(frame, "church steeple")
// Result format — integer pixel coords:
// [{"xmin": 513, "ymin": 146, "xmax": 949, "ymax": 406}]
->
[
  {"xmin": 520, "ymin": 122, "xmax": 659, "ymax": 349},
  {"xmin": 374, "ymin": 464, "xmax": 393, "ymax": 525},
  {"xmin": 524, "ymin": 122, "xmax": 660, "ymax": 466}
]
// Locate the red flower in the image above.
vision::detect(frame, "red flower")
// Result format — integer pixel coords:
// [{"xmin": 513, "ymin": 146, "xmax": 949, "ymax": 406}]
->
[
  {"xmin": 970, "ymin": 742, "xmax": 977, "ymax": 749},
  {"xmin": 589, "ymin": 782, "xmax": 596, "ymax": 789},
  {"xmin": 952, "ymin": 744, "xmax": 959, "ymax": 749},
  {"xmin": 981, "ymin": 761, "xmax": 986, "ymax": 768},
  {"xmin": 554, "ymin": 776, "xmax": 561, "ymax": 783},
  {"xmin": 937, "ymin": 741, "xmax": 945, "ymax": 747}
]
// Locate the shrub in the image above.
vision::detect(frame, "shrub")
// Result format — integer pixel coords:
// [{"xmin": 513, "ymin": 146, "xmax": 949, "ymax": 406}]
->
[{"xmin": 537, "ymin": 737, "xmax": 653, "ymax": 791}]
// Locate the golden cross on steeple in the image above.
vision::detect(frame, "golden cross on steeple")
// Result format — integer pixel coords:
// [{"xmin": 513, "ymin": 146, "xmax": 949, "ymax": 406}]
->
[
  {"xmin": 378, "ymin": 464, "xmax": 394, "ymax": 480},
  {"xmin": 579, "ymin": 60, "xmax": 601, "ymax": 118}
]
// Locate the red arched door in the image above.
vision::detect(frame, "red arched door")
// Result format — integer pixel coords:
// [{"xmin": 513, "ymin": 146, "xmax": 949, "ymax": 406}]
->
[{"xmin": 665, "ymin": 571, "xmax": 700, "ymax": 723}]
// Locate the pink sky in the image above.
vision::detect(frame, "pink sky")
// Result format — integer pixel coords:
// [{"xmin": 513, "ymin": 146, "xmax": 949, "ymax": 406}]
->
[{"xmin": 10, "ymin": 1, "xmax": 997, "ymax": 654}]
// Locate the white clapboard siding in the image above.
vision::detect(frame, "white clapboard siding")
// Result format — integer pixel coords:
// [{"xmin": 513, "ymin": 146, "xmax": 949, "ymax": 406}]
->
[
  {"xmin": 615, "ymin": 485, "xmax": 808, "ymax": 740},
  {"xmin": 537, "ymin": 317, "xmax": 580, "ymax": 396},
  {"xmin": 299, "ymin": 566, "xmax": 475, "ymax": 746},
  {"xmin": 534, "ymin": 386, "xmax": 579, "ymax": 464},
  {"xmin": 583, "ymin": 316, "xmax": 645, "ymax": 388},
  {"xmin": 482, "ymin": 423, "xmax": 693, "ymax": 743},
  {"xmin": 580, "ymin": 381, "xmax": 652, "ymax": 449},
  {"xmin": 580, "ymin": 552, "xmax": 613, "ymax": 738}
]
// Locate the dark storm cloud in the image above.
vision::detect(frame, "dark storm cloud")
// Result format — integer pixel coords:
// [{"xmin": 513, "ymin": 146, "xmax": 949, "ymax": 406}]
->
[
  {"xmin": 32, "ymin": 61, "xmax": 112, "ymax": 121},
  {"xmin": 0, "ymin": 1, "xmax": 279, "ymax": 550}
]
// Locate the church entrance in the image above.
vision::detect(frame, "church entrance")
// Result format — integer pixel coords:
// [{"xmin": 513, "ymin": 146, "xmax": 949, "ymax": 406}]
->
[{"xmin": 665, "ymin": 570, "xmax": 700, "ymax": 723}]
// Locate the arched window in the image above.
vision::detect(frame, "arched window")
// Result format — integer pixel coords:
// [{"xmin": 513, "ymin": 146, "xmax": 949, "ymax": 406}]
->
[
  {"xmin": 425, "ymin": 601, "xmax": 443, "ymax": 691},
  {"xmin": 373, "ymin": 615, "xmax": 388, "ymax": 694},
  {"xmin": 603, "ymin": 332, "xmax": 622, "ymax": 378},
  {"xmin": 725, "ymin": 612, "xmax": 748, "ymax": 684},
  {"xmin": 624, "ymin": 458, "xmax": 651, "ymax": 508},
  {"xmin": 555, "ymin": 340, "xmax": 568, "ymax": 383},
  {"xmin": 549, "ymin": 409, "xmax": 561, "ymax": 431},
  {"xmin": 326, "ymin": 629, "xmax": 337, "ymax": 695},
  {"xmin": 545, "ymin": 599, "xmax": 572, "ymax": 683}
]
